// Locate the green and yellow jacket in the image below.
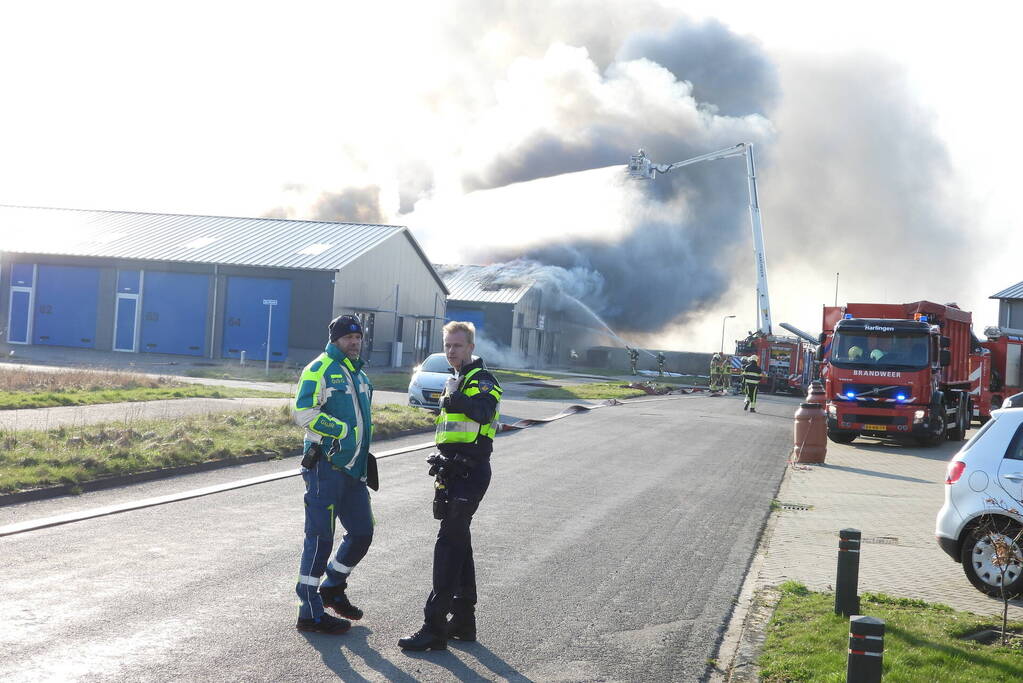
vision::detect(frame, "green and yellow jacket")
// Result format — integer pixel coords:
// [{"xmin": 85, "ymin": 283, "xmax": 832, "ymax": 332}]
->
[
  {"xmin": 435, "ymin": 357, "xmax": 502, "ymax": 458},
  {"xmin": 293, "ymin": 342, "xmax": 373, "ymax": 480}
]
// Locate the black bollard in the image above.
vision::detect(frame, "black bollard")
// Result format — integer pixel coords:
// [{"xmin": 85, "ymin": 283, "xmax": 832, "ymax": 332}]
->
[
  {"xmin": 835, "ymin": 528, "xmax": 861, "ymax": 617},
  {"xmin": 847, "ymin": 615, "xmax": 884, "ymax": 682}
]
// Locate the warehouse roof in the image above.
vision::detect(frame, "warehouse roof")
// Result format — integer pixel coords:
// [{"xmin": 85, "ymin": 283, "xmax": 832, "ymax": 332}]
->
[
  {"xmin": 991, "ymin": 280, "xmax": 1023, "ymax": 301},
  {"xmin": 437, "ymin": 264, "xmax": 534, "ymax": 304},
  {"xmin": 0, "ymin": 205, "xmax": 447, "ymax": 291}
]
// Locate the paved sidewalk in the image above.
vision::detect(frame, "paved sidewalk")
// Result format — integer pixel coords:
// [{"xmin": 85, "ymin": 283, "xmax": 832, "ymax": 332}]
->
[{"xmin": 757, "ymin": 438, "xmax": 1023, "ymax": 618}]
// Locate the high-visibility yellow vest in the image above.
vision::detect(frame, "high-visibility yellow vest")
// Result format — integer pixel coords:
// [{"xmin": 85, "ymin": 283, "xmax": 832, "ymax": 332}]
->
[{"xmin": 435, "ymin": 367, "xmax": 503, "ymax": 444}]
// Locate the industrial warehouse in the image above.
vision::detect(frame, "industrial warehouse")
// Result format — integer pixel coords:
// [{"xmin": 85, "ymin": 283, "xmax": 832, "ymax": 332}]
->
[{"xmin": 0, "ymin": 205, "xmax": 448, "ymax": 367}]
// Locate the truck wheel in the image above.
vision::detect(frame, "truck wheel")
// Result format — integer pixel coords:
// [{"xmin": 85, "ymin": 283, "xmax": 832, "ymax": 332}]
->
[
  {"xmin": 827, "ymin": 429, "xmax": 856, "ymax": 444},
  {"xmin": 960, "ymin": 520, "xmax": 1023, "ymax": 599},
  {"xmin": 916, "ymin": 415, "xmax": 945, "ymax": 447}
]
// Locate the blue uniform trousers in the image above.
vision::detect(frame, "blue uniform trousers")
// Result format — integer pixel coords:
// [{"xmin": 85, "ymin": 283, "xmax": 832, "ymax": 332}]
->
[
  {"xmin": 296, "ymin": 456, "xmax": 374, "ymax": 620},
  {"xmin": 423, "ymin": 456, "xmax": 492, "ymax": 631}
]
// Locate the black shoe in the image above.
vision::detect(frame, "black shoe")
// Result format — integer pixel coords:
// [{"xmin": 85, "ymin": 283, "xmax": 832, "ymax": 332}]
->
[
  {"xmin": 398, "ymin": 626, "xmax": 447, "ymax": 651},
  {"xmin": 743, "ymin": 402, "xmax": 749, "ymax": 411},
  {"xmin": 750, "ymin": 407, "xmax": 756, "ymax": 413},
  {"xmin": 320, "ymin": 584, "xmax": 363, "ymax": 620},
  {"xmin": 296, "ymin": 613, "xmax": 351, "ymax": 634},
  {"xmin": 447, "ymin": 614, "xmax": 477, "ymax": 642}
]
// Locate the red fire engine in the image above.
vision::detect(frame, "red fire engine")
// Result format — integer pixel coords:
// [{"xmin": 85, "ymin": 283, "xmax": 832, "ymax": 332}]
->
[
  {"xmin": 818, "ymin": 301, "xmax": 974, "ymax": 446},
  {"xmin": 970, "ymin": 326, "xmax": 1023, "ymax": 424}
]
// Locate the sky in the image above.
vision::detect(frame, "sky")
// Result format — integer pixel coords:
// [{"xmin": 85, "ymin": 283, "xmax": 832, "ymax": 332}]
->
[{"xmin": 1, "ymin": 1, "xmax": 1019, "ymax": 352}]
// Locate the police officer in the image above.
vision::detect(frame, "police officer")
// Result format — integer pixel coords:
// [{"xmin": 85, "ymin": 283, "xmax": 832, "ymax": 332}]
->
[
  {"xmin": 628, "ymin": 347, "xmax": 639, "ymax": 375},
  {"xmin": 657, "ymin": 351, "xmax": 666, "ymax": 376},
  {"xmin": 293, "ymin": 314, "xmax": 376, "ymax": 635},
  {"xmin": 742, "ymin": 355, "xmax": 765, "ymax": 413},
  {"xmin": 399, "ymin": 321, "xmax": 502, "ymax": 651}
]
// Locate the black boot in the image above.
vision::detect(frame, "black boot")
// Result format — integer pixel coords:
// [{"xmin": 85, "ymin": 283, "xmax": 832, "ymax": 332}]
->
[
  {"xmin": 398, "ymin": 625, "xmax": 447, "ymax": 651},
  {"xmin": 447, "ymin": 612, "xmax": 477, "ymax": 642},
  {"xmin": 320, "ymin": 583, "xmax": 363, "ymax": 620}
]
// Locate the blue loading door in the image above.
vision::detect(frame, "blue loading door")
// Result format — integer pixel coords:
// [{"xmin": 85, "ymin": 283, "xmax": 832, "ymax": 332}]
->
[
  {"xmin": 446, "ymin": 307, "xmax": 486, "ymax": 337},
  {"xmin": 222, "ymin": 276, "xmax": 292, "ymax": 361},
  {"xmin": 140, "ymin": 272, "xmax": 210, "ymax": 356},
  {"xmin": 34, "ymin": 265, "xmax": 99, "ymax": 348}
]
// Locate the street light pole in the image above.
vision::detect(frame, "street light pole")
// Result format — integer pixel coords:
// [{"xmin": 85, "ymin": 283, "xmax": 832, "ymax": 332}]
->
[{"xmin": 721, "ymin": 315, "xmax": 736, "ymax": 353}]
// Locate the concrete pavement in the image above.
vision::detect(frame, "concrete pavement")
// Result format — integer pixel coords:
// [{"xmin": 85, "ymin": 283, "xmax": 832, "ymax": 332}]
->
[{"xmin": 716, "ymin": 413, "xmax": 1023, "ymax": 680}]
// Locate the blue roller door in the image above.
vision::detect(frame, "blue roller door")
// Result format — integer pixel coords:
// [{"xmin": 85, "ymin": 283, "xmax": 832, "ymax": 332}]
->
[
  {"xmin": 222, "ymin": 276, "xmax": 291, "ymax": 361},
  {"xmin": 34, "ymin": 265, "xmax": 99, "ymax": 348},
  {"xmin": 140, "ymin": 272, "xmax": 209, "ymax": 356},
  {"xmin": 446, "ymin": 307, "xmax": 485, "ymax": 336}
]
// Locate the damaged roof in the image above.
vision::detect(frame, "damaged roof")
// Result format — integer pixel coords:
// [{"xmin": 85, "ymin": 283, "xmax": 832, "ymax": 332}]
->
[{"xmin": 437, "ymin": 264, "xmax": 534, "ymax": 304}]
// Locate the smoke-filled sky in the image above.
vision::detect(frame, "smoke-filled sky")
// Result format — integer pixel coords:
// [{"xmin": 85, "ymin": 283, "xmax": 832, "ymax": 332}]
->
[{"xmin": 1, "ymin": 1, "xmax": 1019, "ymax": 351}]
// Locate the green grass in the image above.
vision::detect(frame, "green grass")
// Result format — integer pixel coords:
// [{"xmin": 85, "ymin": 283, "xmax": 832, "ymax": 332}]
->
[
  {"xmin": 0, "ymin": 385, "xmax": 290, "ymax": 409},
  {"xmin": 759, "ymin": 581, "xmax": 1023, "ymax": 682},
  {"xmin": 185, "ymin": 366, "xmax": 300, "ymax": 383},
  {"xmin": 0, "ymin": 403, "xmax": 436, "ymax": 494},
  {"xmin": 491, "ymin": 369, "xmax": 558, "ymax": 383},
  {"xmin": 525, "ymin": 382, "xmax": 653, "ymax": 400},
  {"xmin": 566, "ymin": 366, "xmax": 708, "ymax": 385}
]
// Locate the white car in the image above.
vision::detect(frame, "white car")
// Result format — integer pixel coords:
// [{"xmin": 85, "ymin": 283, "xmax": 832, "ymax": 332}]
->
[
  {"xmin": 408, "ymin": 353, "xmax": 454, "ymax": 409},
  {"xmin": 935, "ymin": 392, "xmax": 1023, "ymax": 597}
]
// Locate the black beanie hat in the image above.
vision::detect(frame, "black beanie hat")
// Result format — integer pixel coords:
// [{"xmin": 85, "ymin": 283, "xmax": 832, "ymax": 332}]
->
[{"xmin": 329, "ymin": 314, "xmax": 363, "ymax": 341}]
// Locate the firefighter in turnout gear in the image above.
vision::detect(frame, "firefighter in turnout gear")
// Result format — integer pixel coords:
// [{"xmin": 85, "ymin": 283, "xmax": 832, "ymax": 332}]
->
[
  {"xmin": 657, "ymin": 351, "xmax": 666, "ymax": 376},
  {"xmin": 742, "ymin": 355, "xmax": 765, "ymax": 413},
  {"xmin": 293, "ymin": 314, "xmax": 376, "ymax": 635},
  {"xmin": 710, "ymin": 353, "xmax": 723, "ymax": 391},
  {"xmin": 628, "ymin": 347, "xmax": 639, "ymax": 375},
  {"xmin": 400, "ymin": 321, "xmax": 502, "ymax": 652}
]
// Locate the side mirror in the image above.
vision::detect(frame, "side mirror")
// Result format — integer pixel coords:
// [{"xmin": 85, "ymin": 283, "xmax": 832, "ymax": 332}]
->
[
  {"xmin": 940, "ymin": 336, "xmax": 951, "ymax": 349},
  {"xmin": 815, "ymin": 346, "xmax": 825, "ymax": 362},
  {"xmin": 818, "ymin": 332, "xmax": 827, "ymax": 344},
  {"xmin": 939, "ymin": 349, "xmax": 951, "ymax": 367}
]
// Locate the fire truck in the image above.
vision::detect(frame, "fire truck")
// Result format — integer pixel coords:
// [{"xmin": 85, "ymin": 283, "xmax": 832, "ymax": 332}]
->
[
  {"xmin": 970, "ymin": 326, "xmax": 1023, "ymax": 424},
  {"xmin": 735, "ymin": 331, "xmax": 815, "ymax": 394},
  {"xmin": 818, "ymin": 301, "xmax": 974, "ymax": 446}
]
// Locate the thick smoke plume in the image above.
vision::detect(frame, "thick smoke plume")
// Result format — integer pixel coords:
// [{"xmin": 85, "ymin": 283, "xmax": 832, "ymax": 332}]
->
[{"xmin": 268, "ymin": 2, "xmax": 973, "ymax": 343}]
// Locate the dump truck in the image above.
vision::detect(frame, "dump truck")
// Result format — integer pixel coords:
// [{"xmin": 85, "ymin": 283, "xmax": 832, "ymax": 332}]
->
[{"xmin": 818, "ymin": 301, "xmax": 974, "ymax": 446}]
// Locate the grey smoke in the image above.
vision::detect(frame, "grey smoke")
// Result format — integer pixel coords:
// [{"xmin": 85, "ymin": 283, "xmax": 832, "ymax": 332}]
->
[{"xmin": 311, "ymin": 186, "xmax": 384, "ymax": 224}]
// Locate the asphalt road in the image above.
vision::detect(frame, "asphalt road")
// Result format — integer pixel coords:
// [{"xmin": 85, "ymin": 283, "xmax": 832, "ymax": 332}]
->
[{"xmin": 0, "ymin": 392, "xmax": 795, "ymax": 682}]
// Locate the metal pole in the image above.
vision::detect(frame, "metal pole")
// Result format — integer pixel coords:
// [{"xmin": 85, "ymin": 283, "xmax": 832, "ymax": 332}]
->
[
  {"xmin": 835, "ymin": 528, "xmax": 861, "ymax": 617},
  {"xmin": 847, "ymin": 615, "xmax": 884, "ymax": 682},
  {"xmin": 835, "ymin": 272, "xmax": 839, "ymax": 307},
  {"xmin": 265, "ymin": 303, "xmax": 273, "ymax": 376},
  {"xmin": 720, "ymin": 315, "xmax": 735, "ymax": 353}
]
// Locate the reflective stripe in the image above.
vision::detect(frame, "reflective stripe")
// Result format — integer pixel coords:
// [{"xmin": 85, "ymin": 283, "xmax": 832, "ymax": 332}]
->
[
  {"xmin": 328, "ymin": 559, "xmax": 353, "ymax": 574},
  {"xmin": 438, "ymin": 421, "xmax": 479, "ymax": 433},
  {"xmin": 298, "ymin": 575, "xmax": 320, "ymax": 587},
  {"xmin": 337, "ymin": 361, "xmax": 364, "ymax": 469}
]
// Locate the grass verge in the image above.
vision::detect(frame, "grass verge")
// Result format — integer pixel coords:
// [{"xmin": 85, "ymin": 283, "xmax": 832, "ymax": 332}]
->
[
  {"xmin": 185, "ymin": 366, "xmax": 300, "ymax": 383},
  {"xmin": 0, "ymin": 403, "xmax": 435, "ymax": 494},
  {"xmin": 759, "ymin": 581, "xmax": 1023, "ymax": 682},
  {"xmin": 525, "ymin": 382, "xmax": 653, "ymax": 400},
  {"xmin": 0, "ymin": 385, "xmax": 291, "ymax": 409}
]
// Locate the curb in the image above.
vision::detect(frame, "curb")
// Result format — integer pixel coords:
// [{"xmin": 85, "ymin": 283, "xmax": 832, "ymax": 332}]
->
[
  {"xmin": 0, "ymin": 426, "xmax": 433, "ymax": 507},
  {"xmin": 710, "ymin": 461, "xmax": 793, "ymax": 682}
]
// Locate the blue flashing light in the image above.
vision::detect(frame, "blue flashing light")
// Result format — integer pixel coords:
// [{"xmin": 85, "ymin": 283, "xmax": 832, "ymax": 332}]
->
[
  {"xmin": 843, "ymin": 313, "xmax": 853, "ymax": 319},
  {"xmin": 845, "ymin": 391, "xmax": 856, "ymax": 398},
  {"xmin": 919, "ymin": 315, "xmax": 928, "ymax": 323},
  {"xmin": 896, "ymin": 393, "xmax": 907, "ymax": 401}
]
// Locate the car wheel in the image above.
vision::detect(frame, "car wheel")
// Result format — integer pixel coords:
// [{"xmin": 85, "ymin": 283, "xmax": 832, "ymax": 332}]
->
[
  {"xmin": 827, "ymin": 429, "xmax": 856, "ymax": 444},
  {"xmin": 960, "ymin": 520, "xmax": 1023, "ymax": 599}
]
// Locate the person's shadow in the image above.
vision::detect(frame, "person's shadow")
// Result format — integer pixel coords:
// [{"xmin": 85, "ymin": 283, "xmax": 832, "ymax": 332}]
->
[{"xmin": 301, "ymin": 626, "xmax": 532, "ymax": 682}]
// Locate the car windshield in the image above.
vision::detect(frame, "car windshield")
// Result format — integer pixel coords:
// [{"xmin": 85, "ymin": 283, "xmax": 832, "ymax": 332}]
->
[
  {"xmin": 831, "ymin": 330, "xmax": 929, "ymax": 369},
  {"xmin": 420, "ymin": 355, "xmax": 453, "ymax": 373}
]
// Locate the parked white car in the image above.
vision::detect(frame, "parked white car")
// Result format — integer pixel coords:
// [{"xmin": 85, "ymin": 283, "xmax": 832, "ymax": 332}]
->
[
  {"xmin": 935, "ymin": 393, "xmax": 1023, "ymax": 597},
  {"xmin": 407, "ymin": 353, "xmax": 454, "ymax": 409}
]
